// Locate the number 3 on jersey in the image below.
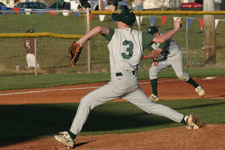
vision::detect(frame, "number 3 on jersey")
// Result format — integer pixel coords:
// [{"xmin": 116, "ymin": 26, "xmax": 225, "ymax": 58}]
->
[{"xmin": 122, "ymin": 40, "xmax": 133, "ymax": 59}]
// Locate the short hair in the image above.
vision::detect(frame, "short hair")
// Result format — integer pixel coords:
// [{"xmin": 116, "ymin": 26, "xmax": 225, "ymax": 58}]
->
[
  {"xmin": 26, "ymin": 29, "xmax": 35, "ymax": 33},
  {"xmin": 147, "ymin": 26, "xmax": 158, "ymax": 35}
]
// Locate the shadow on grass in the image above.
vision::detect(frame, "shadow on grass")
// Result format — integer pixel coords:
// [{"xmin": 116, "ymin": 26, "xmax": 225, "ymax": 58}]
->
[
  {"xmin": 1, "ymin": 100, "xmax": 225, "ymax": 147},
  {"xmin": 174, "ymin": 100, "xmax": 225, "ymax": 110},
  {"xmin": 0, "ymin": 102, "xmax": 174, "ymax": 147}
]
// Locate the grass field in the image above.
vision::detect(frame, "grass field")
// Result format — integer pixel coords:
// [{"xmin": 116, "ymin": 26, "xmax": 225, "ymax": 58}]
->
[
  {"xmin": 0, "ymin": 13, "xmax": 225, "ymax": 74},
  {"xmin": 0, "ymin": 12, "xmax": 225, "ymax": 149},
  {"xmin": 0, "ymin": 67, "xmax": 225, "ymax": 90},
  {"xmin": 0, "ymin": 99, "xmax": 224, "ymax": 143}
]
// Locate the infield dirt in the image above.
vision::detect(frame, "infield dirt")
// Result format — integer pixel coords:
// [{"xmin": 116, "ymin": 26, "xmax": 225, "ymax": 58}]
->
[{"xmin": 0, "ymin": 77, "xmax": 225, "ymax": 150}]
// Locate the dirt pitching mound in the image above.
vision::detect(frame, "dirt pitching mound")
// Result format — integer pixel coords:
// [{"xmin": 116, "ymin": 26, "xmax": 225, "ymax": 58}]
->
[{"xmin": 1, "ymin": 124, "xmax": 224, "ymax": 150}]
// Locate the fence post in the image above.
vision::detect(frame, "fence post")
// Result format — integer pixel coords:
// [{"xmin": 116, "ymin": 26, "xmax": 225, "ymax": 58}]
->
[
  {"xmin": 34, "ymin": 38, "xmax": 38, "ymax": 76},
  {"xmin": 86, "ymin": 8, "xmax": 91, "ymax": 73},
  {"xmin": 185, "ymin": 15, "xmax": 189, "ymax": 67},
  {"xmin": 203, "ymin": 0, "xmax": 216, "ymax": 65}
]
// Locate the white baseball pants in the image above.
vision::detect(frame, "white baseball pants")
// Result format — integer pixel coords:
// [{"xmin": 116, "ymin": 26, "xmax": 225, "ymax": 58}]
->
[{"xmin": 70, "ymin": 72, "xmax": 184, "ymax": 135}]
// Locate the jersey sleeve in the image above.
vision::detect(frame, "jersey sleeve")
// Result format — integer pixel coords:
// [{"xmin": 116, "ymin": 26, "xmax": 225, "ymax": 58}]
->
[
  {"xmin": 142, "ymin": 32, "xmax": 154, "ymax": 50},
  {"xmin": 102, "ymin": 28, "xmax": 115, "ymax": 42}
]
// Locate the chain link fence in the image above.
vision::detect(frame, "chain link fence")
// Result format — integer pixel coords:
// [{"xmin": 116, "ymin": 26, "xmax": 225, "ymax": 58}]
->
[{"xmin": 0, "ymin": 10, "xmax": 225, "ymax": 75}]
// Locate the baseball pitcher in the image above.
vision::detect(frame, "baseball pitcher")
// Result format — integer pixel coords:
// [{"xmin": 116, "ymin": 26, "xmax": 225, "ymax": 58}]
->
[{"xmin": 54, "ymin": 9, "xmax": 204, "ymax": 149}]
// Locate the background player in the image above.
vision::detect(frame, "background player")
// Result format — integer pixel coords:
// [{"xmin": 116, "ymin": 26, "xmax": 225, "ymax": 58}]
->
[
  {"xmin": 143, "ymin": 26, "xmax": 205, "ymax": 102},
  {"xmin": 24, "ymin": 29, "xmax": 40, "ymax": 69},
  {"xmin": 54, "ymin": 9, "xmax": 204, "ymax": 149}
]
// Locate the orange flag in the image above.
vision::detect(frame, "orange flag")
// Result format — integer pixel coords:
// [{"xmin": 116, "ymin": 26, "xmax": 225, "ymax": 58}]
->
[
  {"xmin": 161, "ymin": 16, "xmax": 167, "ymax": 26},
  {"xmin": 199, "ymin": 18, "xmax": 204, "ymax": 30}
]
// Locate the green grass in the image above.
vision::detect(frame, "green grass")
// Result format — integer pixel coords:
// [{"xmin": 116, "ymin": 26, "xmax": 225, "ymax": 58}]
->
[
  {"xmin": 0, "ymin": 14, "xmax": 86, "ymax": 34},
  {"xmin": 0, "ymin": 67, "xmax": 224, "ymax": 90},
  {"xmin": 0, "ymin": 14, "xmax": 225, "ymax": 73},
  {"xmin": 0, "ymin": 99, "xmax": 224, "ymax": 146},
  {"xmin": 0, "ymin": 13, "xmax": 224, "ymax": 148}
]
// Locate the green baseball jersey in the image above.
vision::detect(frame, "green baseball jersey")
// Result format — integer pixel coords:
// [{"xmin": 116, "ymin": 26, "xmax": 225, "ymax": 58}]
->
[
  {"xmin": 148, "ymin": 35, "xmax": 181, "ymax": 58},
  {"xmin": 103, "ymin": 28, "xmax": 154, "ymax": 73}
]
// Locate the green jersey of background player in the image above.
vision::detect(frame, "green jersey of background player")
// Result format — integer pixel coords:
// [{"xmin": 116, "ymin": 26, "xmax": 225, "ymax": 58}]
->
[
  {"xmin": 54, "ymin": 9, "xmax": 204, "ymax": 149},
  {"xmin": 143, "ymin": 26, "xmax": 205, "ymax": 102}
]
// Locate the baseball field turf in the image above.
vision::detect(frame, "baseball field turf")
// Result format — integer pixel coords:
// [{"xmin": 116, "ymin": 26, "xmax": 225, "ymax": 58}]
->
[
  {"xmin": 1, "ymin": 99, "xmax": 225, "ymax": 142},
  {"xmin": 0, "ymin": 12, "xmax": 225, "ymax": 150}
]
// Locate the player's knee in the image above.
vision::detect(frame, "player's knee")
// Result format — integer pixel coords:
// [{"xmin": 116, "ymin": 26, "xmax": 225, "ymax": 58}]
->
[
  {"xmin": 178, "ymin": 73, "xmax": 190, "ymax": 81},
  {"xmin": 80, "ymin": 99, "xmax": 94, "ymax": 111},
  {"xmin": 179, "ymin": 75, "xmax": 186, "ymax": 81},
  {"xmin": 80, "ymin": 96, "xmax": 91, "ymax": 106},
  {"xmin": 80, "ymin": 98, "xmax": 87, "ymax": 106},
  {"xmin": 149, "ymin": 67, "xmax": 158, "ymax": 79}
]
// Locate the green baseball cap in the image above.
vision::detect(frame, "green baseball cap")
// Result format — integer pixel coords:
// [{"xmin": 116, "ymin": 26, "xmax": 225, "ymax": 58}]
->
[
  {"xmin": 112, "ymin": 9, "xmax": 136, "ymax": 26},
  {"xmin": 148, "ymin": 26, "xmax": 158, "ymax": 34}
]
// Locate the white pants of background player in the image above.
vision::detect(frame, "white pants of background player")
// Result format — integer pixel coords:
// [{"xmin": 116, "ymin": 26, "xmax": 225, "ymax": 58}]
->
[
  {"xmin": 70, "ymin": 71, "xmax": 184, "ymax": 135},
  {"xmin": 26, "ymin": 53, "xmax": 40, "ymax": 68},
  {"xmin": 150, "ymin": 51, "xmax": 190, "ymax": 81}
]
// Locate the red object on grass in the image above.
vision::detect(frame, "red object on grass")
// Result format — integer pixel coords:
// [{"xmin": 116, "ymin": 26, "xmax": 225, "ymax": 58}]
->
[
  {"xmin": 199, "ymin": 18, "xmax": 204, "ymax": 30},
  {"xmin": 13, "ymin": 8, "xmax": 20, "ymax": 15},
  {"xmin": 50, "ymin": 10, "xmax": 56, "ymax": 16},
  {"xmin": 161, "ymin": 16, "xmax": 167, "ymax": 26}
]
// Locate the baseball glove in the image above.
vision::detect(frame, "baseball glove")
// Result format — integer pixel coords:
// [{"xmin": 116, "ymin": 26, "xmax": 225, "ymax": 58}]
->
[{"xmin": 68, "ymin": 41, "xmax": 82, "ymax": 67}]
